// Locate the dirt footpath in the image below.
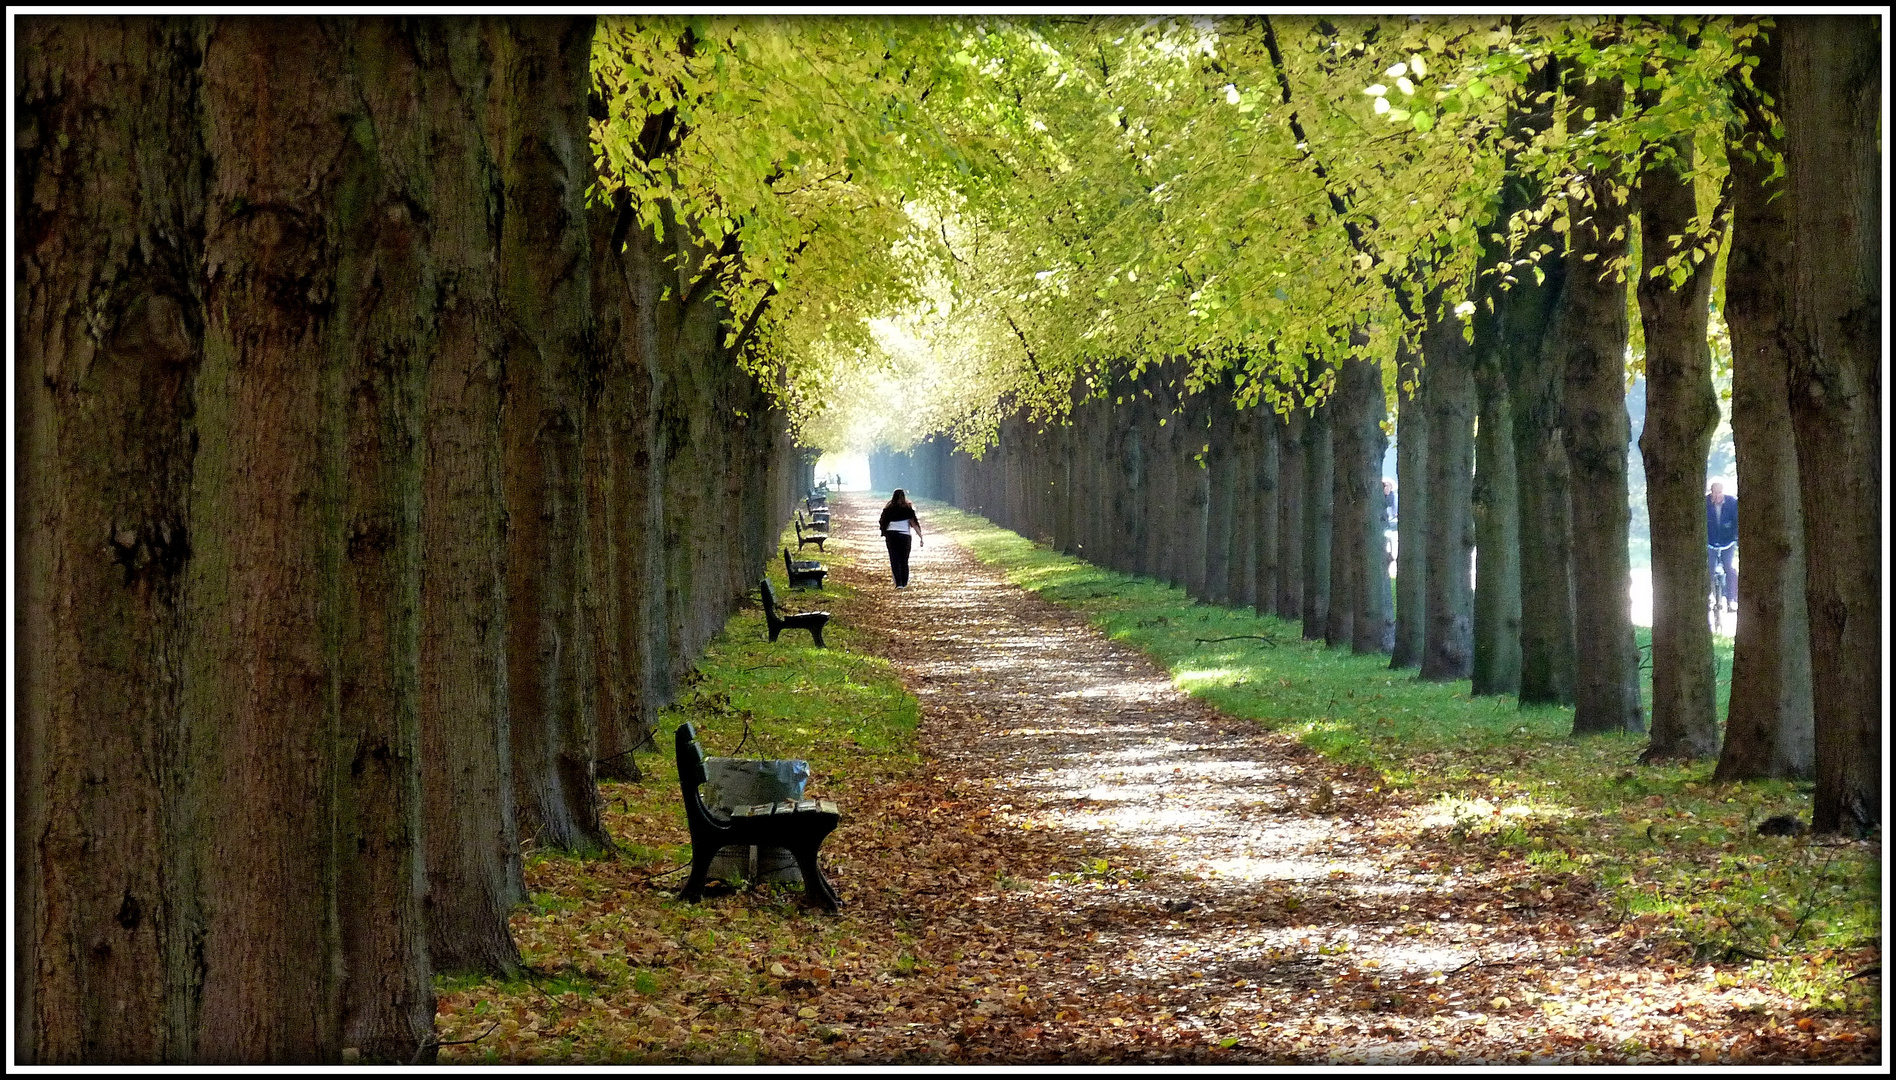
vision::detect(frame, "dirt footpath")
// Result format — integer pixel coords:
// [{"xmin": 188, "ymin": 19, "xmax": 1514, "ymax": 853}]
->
[{"xmin": 814, "ymin": 492, "xmax": 1864, "ymax": 1065}]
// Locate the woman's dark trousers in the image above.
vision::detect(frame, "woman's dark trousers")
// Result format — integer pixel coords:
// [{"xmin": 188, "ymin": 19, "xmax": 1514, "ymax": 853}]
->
[{"xmin": 885, "ymin": 533, "xmax": 912, "ymax": 586}]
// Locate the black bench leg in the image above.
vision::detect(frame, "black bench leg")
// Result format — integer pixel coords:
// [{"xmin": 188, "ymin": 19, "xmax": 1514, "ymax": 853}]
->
[
  {"xmin": 768, "ymin": 626, "xmax": 782, "ymax": 643},
  {"xmin": 808, "ymin": 625, "xmax": 825, "ymax": 649},
  {"xmin": 790, "ymin": 842, "xmax": 841, "ymax": 912},
  {"xmin": 680, "ymin": 842, "xmax": 720, "ymax": 903}
]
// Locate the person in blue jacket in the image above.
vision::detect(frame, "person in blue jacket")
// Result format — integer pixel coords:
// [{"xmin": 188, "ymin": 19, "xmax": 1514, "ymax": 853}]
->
[{"xmin": 1706, "ymin": 479, "xmax": 1738, "ymax": 610}]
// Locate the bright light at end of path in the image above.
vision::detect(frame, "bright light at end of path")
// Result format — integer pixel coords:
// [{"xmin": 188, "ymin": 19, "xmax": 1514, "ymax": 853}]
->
[{"xmin": 813, "ymin": 451, "xmax": 870, "ymax": 491}]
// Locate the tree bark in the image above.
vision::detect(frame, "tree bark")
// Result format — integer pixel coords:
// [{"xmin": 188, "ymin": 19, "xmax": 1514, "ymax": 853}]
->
[
  {"xmin": 498, "ymin": 18, "xmax": 611, "ymax": 851},
  {"xmin": 1252, "ymin": 404, "xmax": 1282, "ymax": 616},
  {"xmin": 1636, "ymin": 79, "xmax": 1724, "ymax": 762},
  {"xmin": 1471, "ymin": 352, "xmax": 1523, "ymax": 696},
  {"xmin": 1275, "ymin": 406, "xmax": 1306, "ymax": 620},
  {"xmin": 18, "ymin": 18, "xmax": 206, "ymax": 1061},
  {"xmin": 1504, "ymin": 257, "xmax": 1577, "ymax": 708},
  {"xmin": 1301, "ymin": 384, "xmax": 1334, "ymax": 641},
  {"xmin": 1559, "ymin": 72, "xmax": 1645, "ymax": 736},
  {"xmin": 1778, "ymin": 15, "xmax": 1880, "ymax": 832},
  {"xmin": 1420, "ymin": 294, "xmax": 1477, "ymax": 680},
  {"xmin": 1344, "ymin": 349, "xmax": 1393, "ymax": 654},
  {"xmin": 1392, "ymin": 339, "xmax": 1429, "ymax": 668},
  {"xmin": 1205, "ymin": 389, "xmax": 1238, "ymax": 605},
  {"xmin": 1715, "ymin": 28, "xmax": 1814, "ymax": 782},
  {"xmin": 1143, "ymin": 376, "xmax": 1179, "ymax": 582}
]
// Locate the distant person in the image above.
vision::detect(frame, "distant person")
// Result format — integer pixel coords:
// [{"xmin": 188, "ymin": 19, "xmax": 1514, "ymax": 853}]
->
[
  {"xmin": 879, "ymin": 489, "xmax": 925, "ymax": 589},
  {"xmin": 1382, "ymin": 477, "xmax": 1397, "ymax": 529},
  {"xmin": 1706, "ymin": 479, "xmax": 1738, "ymax": 610}
]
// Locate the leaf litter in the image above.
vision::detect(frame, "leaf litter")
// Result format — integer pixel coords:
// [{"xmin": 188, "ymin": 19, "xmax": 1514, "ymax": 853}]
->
[{"xmin": 433, "ymin": 493, "xmax": 1879, "ymax": 1065}]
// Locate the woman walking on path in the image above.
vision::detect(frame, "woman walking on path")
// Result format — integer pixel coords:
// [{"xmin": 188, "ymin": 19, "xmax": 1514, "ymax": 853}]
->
[{"xmin": 879, "ymin": 489, "xmax": 925, "ymax": 588}]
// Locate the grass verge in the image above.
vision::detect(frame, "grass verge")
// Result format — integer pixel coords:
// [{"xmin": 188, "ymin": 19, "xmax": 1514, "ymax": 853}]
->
[
  {"xmin": 432, "ymin": 524, "xmax": 926, "ymax": 1062},
  {"xmin": 922, "ymin": 500, "xmax": 1880, "ymax": 1016}
]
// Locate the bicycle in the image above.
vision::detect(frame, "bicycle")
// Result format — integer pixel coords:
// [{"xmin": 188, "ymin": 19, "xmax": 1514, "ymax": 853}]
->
[{"xmin": 1708, "ymin": 541, "xmax": 1736, "ymax": 633}]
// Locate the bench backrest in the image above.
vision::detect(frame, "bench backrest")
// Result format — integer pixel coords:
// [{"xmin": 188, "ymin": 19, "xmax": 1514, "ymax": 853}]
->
[
  {"xmin": 676, "ymin": 722, "xmax": 709, "ymax": 790},
  {"xmin": 760, "ymin": 577, "xmax": 784, "ymax": 632}
]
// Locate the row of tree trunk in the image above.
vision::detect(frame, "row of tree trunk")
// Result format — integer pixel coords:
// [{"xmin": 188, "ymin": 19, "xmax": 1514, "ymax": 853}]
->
[
  {"xmin": 877, "ymin": 17, "xmax": 1877, "ymax": 840},
  {"xmin": 18, "ymin": 16, "xmax": 808, "ymax": 1064}
]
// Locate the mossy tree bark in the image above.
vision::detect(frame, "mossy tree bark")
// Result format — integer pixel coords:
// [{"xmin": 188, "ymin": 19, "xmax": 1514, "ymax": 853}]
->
[
  {"xmin": 1559, "ymin": 73, "xmax": 1645, "ymax": 737},
  {"xmin": 496, "ymin": 18, "xmax": 611, "ymax": 852},
  {"xmin": 1300, "ymin": 380, "xmax": 1334, "ymax": 642},
  {"xmin": 1420, "ymin": 293, "xmax": 1477, "ymax": 681},
  {"xmin": 1714, "ymin": 28, "xmax": 1813, "ymax": 783},
  {"xmin": 1251, "ymin": 403, "xmax": 1282, "ymax": 616},
  {"xmin": 1635, "ymin": 77, "xmax": 1725, "ymax": 762},
  {"xmin": 1470, "ymin": 348, "xmax": 1523, "ymax": 697},
  {"xmin": 1778, "ymin": 15, "xmax": 1880, "ymax": 833},
  {"xmin": 18, "ymin": 17, "xmax": 207, "ymax": 1062},
  {"xmin": 1274, "ymin": 405, "xmax": 1306, "ymax": 620}
]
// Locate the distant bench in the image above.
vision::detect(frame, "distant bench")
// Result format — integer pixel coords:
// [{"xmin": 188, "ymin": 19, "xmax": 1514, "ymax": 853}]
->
[
  {"xmin": 795, "ymin": 514, "xmax": 826, "ymax": 553},
  {"xmin": 782, "ymin": 549, "xmax": 826, "ymax": 591},
  {"xmin": 675, "ymin": 723, "xmax": 842, "ymax": 911},
  {"xmin": 761, "ymin": 577, "xmax": 828, "ymax": 646}
]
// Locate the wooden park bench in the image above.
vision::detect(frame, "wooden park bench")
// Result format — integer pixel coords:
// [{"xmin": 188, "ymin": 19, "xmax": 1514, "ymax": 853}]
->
[
  {"xmin": 761, "ymin": 576, "xmax": 828, "ymax": 645},
  {"xmin": 805, "ymin": 494, "xmax": 827, "ymax": 513},
  {"xmin": 782, "ymin": 549, "xmax": 827, "ymax": 591},
  {"xmin": 794, "ymin": 514, "xmax": 826, "ymax": 553},
  {"xmin": 675, "ymin": 723, "xmax": 842, "ymax": 911}
]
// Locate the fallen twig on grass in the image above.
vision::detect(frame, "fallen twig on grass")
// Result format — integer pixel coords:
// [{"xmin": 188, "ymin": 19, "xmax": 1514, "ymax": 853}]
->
[
  {"xmin": 1193, "ymin": 635, "xmax": 1279, "ymax": 646},
  {"xmin": 416, "ymin": 1020, "xmax": 502, "ymax": 1062}
]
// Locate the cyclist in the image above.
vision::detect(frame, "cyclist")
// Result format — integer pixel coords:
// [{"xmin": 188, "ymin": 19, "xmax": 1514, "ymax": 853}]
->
[{"xmin": 1706, "ymin": 479, "xmax": 1738, "ymax": 612}]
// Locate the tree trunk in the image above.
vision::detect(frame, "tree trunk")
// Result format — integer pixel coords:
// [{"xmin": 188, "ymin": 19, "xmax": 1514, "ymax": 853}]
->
[
  {"xmin": 499, "ymin": 17, "xmax": 611, "ymax": 850},
  {"xmin": 1559, "ymin": 73, "xmax": 1645, "ymax": 736},
  {"xmin": 417, "ymin": 22, "xmax": 526, "ymax": 980},
  {"xmin": 1636, "ymin": 82, "xmax": 1724, "ymax": 762},
  {"xmin": 1345, "ymin": 349, "xmax": 1393, "ymax": 654},
  {"xmin": 1144, "ymin": 377, "xmax": 1179, "ymax": 581},
  {"xmin": 1392, "ymin": 340, "xmax": 1428, "ymax": 668},
  {"xmin": 18, "ymin": 18, "xmax": 206, "ymax": 1061},
  {"xmin": 1715, "ymin": 29, "xmax": 1814, "ymax": 782},
  {"xmin": 1325, "ymin": 359, "xmax": 1359, "ymax": 649},
  {"xmin": 1252, "ymin": 404, "xmax": 1282, "ymax": 616},
  {"xmin": 587, "ymin": 197, "xmax": 667, "ymax": 784},
  {"xmin": 1274, "ymin": 406, "xmax": 1306, "ymax": 620},
  {"xmin": 1205, "ymin": 389, "xmax": 1237, "ymax": 605},
  {"xmin": 1778, "ymin": 15, "xmax": 1880, "ymax": 832},
  {"xmin": 1505, "ymin": 268, "xmax": 1577, "ymax": 708},
  {"xmin": 1471, "ymin": 353, "xmax": 1523, "ymax": 696},
  {"xmin": 1301, "ymin": 388, "xmax": 1334, "ymax": 641},
  {"xmin": 1420, "ymin": 294, "xmax": 1476, "ymax": 680},
  {"xmin": 1119, "ymin": 382, "xmax": 1147, "ymax": 576}
]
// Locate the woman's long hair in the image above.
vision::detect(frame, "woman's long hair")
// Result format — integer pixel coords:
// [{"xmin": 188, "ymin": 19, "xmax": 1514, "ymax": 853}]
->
[{"xmin": 880, "ymin": 489, "xmax": 913, "ymax": 530}]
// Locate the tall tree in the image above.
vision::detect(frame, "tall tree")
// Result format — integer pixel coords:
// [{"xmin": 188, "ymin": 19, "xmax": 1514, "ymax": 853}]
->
[
  {"xmin": 500, "ymin": 18, "xmax": 613, "ymax": 851},
  {"xmin": 1274, "ymin": 406, "xmax": 1307, "ymax": 621},
  {"xmin": 1777, "ymin": 15, "xmax": 1879, "ymax": 833},
  {"xmin": 18, "ymin": 17, "xmax": 207, "ymax": 1062},
  {"xmin": 1713, "ymin": 27, "xmax": 1813, "ymax": 782},
  {"xmin": 1470, "ymin": 350, "xmax": 1524, "ymax": 696},
  {"xmin": 1634, "ymin": 69, "xmax": 1726, "ymax": 762},
  {"xmin": 1301, "ymin": 384, "xmax": 1335, "ymax": 642},
  {"xmin": 1558, "ymin": 68, "xmax": 1645, "ymax": 736},
  {"xmin": 1419, "ymin": 290, "xmax": 1477, "ymax": 680},
  {"xmin": 1391, "ymin": 334, "xmax": 1430, "ymax": 669}
]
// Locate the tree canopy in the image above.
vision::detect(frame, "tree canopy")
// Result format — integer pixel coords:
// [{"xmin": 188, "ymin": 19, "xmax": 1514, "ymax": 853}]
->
[{"xmin": 588, "ymin": 14, "xmax": 1772, "ymax": 453}]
